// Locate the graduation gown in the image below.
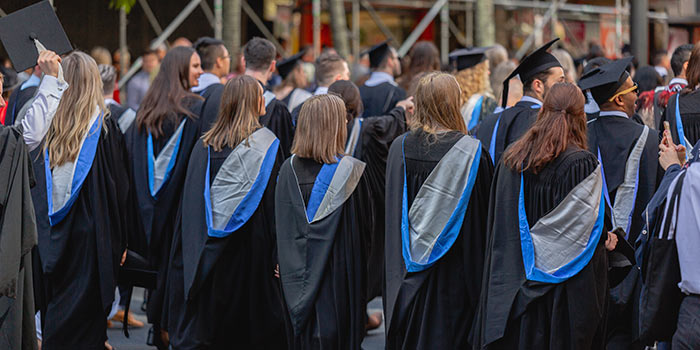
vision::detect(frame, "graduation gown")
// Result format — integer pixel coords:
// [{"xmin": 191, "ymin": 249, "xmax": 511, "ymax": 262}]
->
[
  {"xmin": 475, "ymin": 99, "xmax": 540, "ymax": 165},
  {"xmin": 587, "ymin": 112, "xmax": 660, "ymax": 349},
  {"xmin": 276, "ymin": 155, "xmax": 367, "ymax": 349},
  {"xmin": 261, "ymin": 90, "xmax": 295, "ymax": 159},
  {"xmin": 359, "ymin": 82, "xmax": 406, "ymax": 118},
  {"xmin": 124, "ymin": 99, "xmax": 203, "ymax": 333},
  {"xmin": 106, "ymin": 103, "xmax": 136, "ymax": 134},
  {"xmin": 281, "ymin": 88, "xmax": 312, "ymax": 113},
  {"xmin": 5, "ymin": 86, "xmax": 38, "ymax": 126},
  {"xmin": 31, "ymin": 116, "xmax": 132, "ymax": 349},
  {"xmin": 0, "ymin": 126, "xmax": 38, "ymax": 350},
  {"xmin": 384, "ymin": 130, "xmax": 493, "ymax": 349},
  {"xmin": 471, "ymin": 148, "xmax": 609, "ymax": 350},
  {"xmin": 197, "ymin": 83, "xmax": 224, "ymax": 132},
  {"xmin": 661, "ymin": 91, "xmax": 700, "ymax": 153},
  {"xmin": 168, "ymin": 128, "xmax": 288, "ymax": 349}
]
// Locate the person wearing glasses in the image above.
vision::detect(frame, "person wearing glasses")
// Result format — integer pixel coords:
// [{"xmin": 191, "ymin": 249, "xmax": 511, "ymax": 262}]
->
[{"xmin": 579, "ymin": 57, "xmax": 661, "ymax": 350}]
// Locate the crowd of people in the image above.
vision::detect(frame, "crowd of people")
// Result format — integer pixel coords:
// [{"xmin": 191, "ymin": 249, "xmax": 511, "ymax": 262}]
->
[{"xmin": 0, "ymin": 31, "xmax": 699, "ymax": 350}]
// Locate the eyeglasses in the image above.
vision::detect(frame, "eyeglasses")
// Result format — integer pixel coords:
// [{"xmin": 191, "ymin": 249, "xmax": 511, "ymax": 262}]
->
[{"xmin": 608, "ymin": 83, "xmax": 639, "ymax": 102}]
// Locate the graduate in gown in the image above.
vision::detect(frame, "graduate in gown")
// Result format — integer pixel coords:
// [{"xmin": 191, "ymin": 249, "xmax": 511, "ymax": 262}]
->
[
  {"xmin": 290, "ymin": 53, "xmax": 351, "ymax": 123},
  {"xmin": 578, "ymin": 57, "xmax": 660, "ymax": 350},
  {"xmin": 651, "ymin": 44, "xmax": 691, "ymax": 129},
  {"xmin": 274, "ymin": 51, "xmax": 312, "ymax": 113},
  {"xmin": 30, "ymin": 51, "xmax": 135, "ymax": 349},
  {"xmin": 4, "ymin": 68, "xmax": 40, "ymax": 126},
  {"xmin": 99, "ymin": 64, "xmax": 136, "ymax": 134},
  {"xmin": 192, "ymin": 37, "xmax": 230, "ymax": 132},
  {"xmin": 474, "ymin": 39, "xmax": 564, "ymax": 165},
  {"xmin": 449, "ymin": 47, "xmax": 497, "ymax": 131},
  {"xmin": 168, "ymin": 75, "xmax": 287, "ymax": 349},
  {"xmin": 384, "ymin": 72, "xmax": 493, "ymax": 349},
  {"xmin": 472, "ymin": 83, "xmax": 614, "ymax": 350},
  {"xmin": 660, "ymin": 45, "xmax": 700, "ymax": 154},
  {"xmin": 124, "ymin": 46, "xmax": 204, "ymax": 349},
  {"xmin": 328, "ymin": 80, "xmax": 413, "ymax": 328},
  {"xmin": 359, "ymin": 41, "xmax": 406, "ymax": 118},
  {"xmin": 243, "ymin": 37, "xmax": 295, "ymax": 159},
  {"xmin": 277, "ymin": 94, "xmax": 367, "ymax": 349}
]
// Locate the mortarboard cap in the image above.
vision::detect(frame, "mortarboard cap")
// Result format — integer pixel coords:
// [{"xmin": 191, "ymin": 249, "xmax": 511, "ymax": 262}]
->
[
  {"xmin": 449, "ymin": 47, "xmax": 490, "ymax": 71},
  {"xmin": 277, "ymin": 50, "xmax": 305, "ymax": 80},
  {"xmin": 0, "ymin": 1, "xmax": 72, "ymax": 72},
  {"xmin": 501, "ymin": 38, "xmax": 562, "ymax": 107},
  {"xmin": 578, "ymin": 57, "xmax": 634, "ymax": 106},
  {"xmin": 362, "ymin": 40, "xmax": 393, "ymax": 69}
]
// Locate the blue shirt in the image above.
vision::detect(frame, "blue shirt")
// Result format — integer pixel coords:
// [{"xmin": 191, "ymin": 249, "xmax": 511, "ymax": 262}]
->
[
  {"xmin": 192, "ymin": 72, "xmax": 220, "ymax": 93},
  {"xmin": 20, "ymin": 74, "xmax": 41, "ymax": 91},
  {"xmin": 364, "ymin": 71, "xmax": 397, "ymax": 87}
]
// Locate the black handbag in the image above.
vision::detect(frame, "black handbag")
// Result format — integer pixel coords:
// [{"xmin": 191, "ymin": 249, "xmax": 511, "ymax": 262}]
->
[{"xmin": 117, "ymin": 250, "xmax": 157, "ymax": 337}]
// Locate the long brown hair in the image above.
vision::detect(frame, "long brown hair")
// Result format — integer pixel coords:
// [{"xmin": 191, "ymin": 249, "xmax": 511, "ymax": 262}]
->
[
  {"xmin": 202, "ymin": 75, "xmax": 263, "ymax": 151},
  {"xmin": 136, "ymin": 46, "xmax": 202, "ymax": 138},
  {"xmin": 328, "ymin": 80, "xmax": 363, "ymax": 122},
  {"xmin": 398, "ymin": 41, "xmax": 440, "ymax": 91},
  {"xmin": 291, "ymin": 94, "xmax": 347, "ymax": 164},
  {"xmin": 503, "ymin": 82, "xmax": 587, "ymax": 174},
  {"xmin": 46, "ymin": 51, "xmax": 107, "ymax": 167},
  {"xmin": 682, "ymin": 44, "xmax": 700, "ymax": 94},
  {"xmin": 410, "ymin": 71, "xmax": 467, "ymax": 135}
]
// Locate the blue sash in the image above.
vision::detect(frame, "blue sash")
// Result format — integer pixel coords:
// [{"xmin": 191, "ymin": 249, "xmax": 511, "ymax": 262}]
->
[
  {"xmin": 306, "ymin": 159, "xmax": 340, "ymax": 222},
  {"xmin": 147, "ymin": 119, "xmax": 186, "ymax": 198},
  {"xmin": 468, "ymin": 95, "xmax": 484, "ymax": 131},
  {"xmin": 488, "ymin": 103, "xmax": 540, "ymax": 164},
  {"xmin": 674, "ymin": 94, "xmax": 693, "ymax": 158},
  {"xmin": 45, "ymin": 113, "xmax": 102, "ymax": 226}
]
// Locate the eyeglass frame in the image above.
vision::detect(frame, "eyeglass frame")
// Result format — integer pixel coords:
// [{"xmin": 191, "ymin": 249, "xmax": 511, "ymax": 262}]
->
[{"xmin": 607, "ymin": 82, "xmax": 639, "ymax": 102}]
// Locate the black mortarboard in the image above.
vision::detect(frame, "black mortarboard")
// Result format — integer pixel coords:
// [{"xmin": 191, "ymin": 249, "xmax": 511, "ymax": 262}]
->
[
  {"xmin": 449, "ymin": 47, "xmax": 489, "ymax": 71},
  {"xmin": 501, "ymin": 38, "xmax": 562, "ymax": 107},
  {"xmin": 362, "ymin": 40, "xmax": 392, "ymax": 69},
  {"xmin": 578, "ymin": 57, "xmax": 634, "ymax": 106},
  {"xmin": 276, "ymin": 51, "xmax": 305, "ymax": 80},
  {"xmin": 0, "ymin": 1, "xmax": 72, "ymax": 72}
]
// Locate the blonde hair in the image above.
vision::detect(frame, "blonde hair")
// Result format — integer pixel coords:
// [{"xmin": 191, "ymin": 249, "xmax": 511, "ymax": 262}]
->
[
  {"xmin": 411, "ymin": 71, "xmax": 467, "ymax": 135},
  {"xmin": 291, "ymin": 94, "xmax": 347, "ymax": 164},
  {"xmin": 46, "ymin": 51, "xmax": 107, "ymax": 168},
  {"xmin": 454, "ymin": 60, "xmax": 491, "ymax": 106},
  {"xmin": 202, "ymin": 75, "xmax": 262, "ymax": 151}
]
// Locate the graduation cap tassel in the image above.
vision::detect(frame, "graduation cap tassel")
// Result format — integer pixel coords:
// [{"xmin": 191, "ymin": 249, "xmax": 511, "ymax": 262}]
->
[{"xmin": 32, "ymin": 37, "xmax": 65, "ymax": 84}]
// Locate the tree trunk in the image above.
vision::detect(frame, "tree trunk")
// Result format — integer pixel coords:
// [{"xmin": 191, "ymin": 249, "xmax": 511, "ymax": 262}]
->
[
  {"xmin": 475, "ymin": 0, "xmax": 494, "ymax": 47},
  {"xmin": 329, "ymin": 0, "xmax": 350, "ymax": 58},
  {"xmin": 223, "ymin": 0, "xmax": 241, "ymax": 55}
]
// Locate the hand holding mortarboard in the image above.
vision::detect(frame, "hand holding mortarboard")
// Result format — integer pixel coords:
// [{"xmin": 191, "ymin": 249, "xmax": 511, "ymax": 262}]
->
[{"xmin": 37, "ymin": 50, "xmax": 61, "ymax": 78}]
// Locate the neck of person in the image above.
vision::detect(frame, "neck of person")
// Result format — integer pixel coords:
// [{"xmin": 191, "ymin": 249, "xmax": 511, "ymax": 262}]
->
[
  {"xmin": 523, "ymin": 92, "xmax": 543, "ymax": 104},
  {"xmin": 245, "ymin": 69, "xmax": 269, "ymax": 86},
  {"xmin": 375, "ymin": 67, "xmax": 394, "ymax": 77},
  {"xmin": 598, "ymin": 107, "xmax": 630, "ymax": 118},
  {"xmin": 205, "ymin": 69, "xmax": 222, "ymax": 79}
]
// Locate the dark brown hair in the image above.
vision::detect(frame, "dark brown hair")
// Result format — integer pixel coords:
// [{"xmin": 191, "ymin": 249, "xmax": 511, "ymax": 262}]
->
[
  {"xmin": 136, "ymin": 46, "xmax": 202, "ymax": 138},
  {"xmin": 202, "ymin": 75, "xmax": 263, "ymax": 151},
  {"xmin": 682, "ymin": 44, "xmax": 700, "ymax": 94},
  {"xmin": 398, "ymin": 41, "xmax": 440, "ymax": 91},
  {"xmin": 503, "ymin": 82, "xmax": 587, "ymax": 174},
  {"xmin": 411, "ymin": 72, "xmax": 467, "ymax": 135},
  {"xmin": 315, "ymin": 53, "xmax": 346, "ymax": 86},
  {"xmin": 328, "ymin": 80, "xmax": 363, "ymax": 122}
]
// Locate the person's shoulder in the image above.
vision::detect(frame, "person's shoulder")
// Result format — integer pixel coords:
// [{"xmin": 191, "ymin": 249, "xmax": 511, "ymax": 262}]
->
[{"xmin": 554, "ymin": 148, "xmax": 598, "ymax": 173}]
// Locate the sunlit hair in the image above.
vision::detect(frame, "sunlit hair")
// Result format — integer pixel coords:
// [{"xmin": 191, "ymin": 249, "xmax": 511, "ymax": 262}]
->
[
  {"xmin": 328, "ymin": 80, "xmax": 363, "ymax": 122},
  {"xmin": 136, "ymin": 46, "xmax": 202, "ymax": 138},
  {"xmin": 503, "ymin": 82, "xmax": 587, "ymax": 174},
  {"xmin": 682, "ymin": 44, "xmax": 700, "ymax": 95},
  {"xmin": 454, "ymin": 60, "xmax": 492, "ymax": 106},
  {"xmin": 410, "ymin": 71, "xmax": 467, "ymax": 135},
  {"xmin": 45, "ymin": 51, "xmax": 107, "ymax": 168},
  {"xmin": 202, "ymin": 75, "xmax": 263, "ymax": 152},
  {"xmin": 291, "ymin": 94, "xmax": 347, "ymax": 164}
]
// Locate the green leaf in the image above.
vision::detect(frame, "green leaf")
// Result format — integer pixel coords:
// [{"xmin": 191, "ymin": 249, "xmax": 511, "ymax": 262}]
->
[{"xmin": 109, "ymin": 0, "xmax": 136, "ymax": 13}]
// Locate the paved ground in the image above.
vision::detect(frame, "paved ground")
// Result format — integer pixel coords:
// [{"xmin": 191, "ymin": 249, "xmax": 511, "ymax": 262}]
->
[{"xmin": 108, "ymin": 289, "xmax": 386, "ymax": 349}]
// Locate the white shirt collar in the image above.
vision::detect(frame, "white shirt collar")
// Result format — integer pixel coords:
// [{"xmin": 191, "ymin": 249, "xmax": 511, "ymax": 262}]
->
[
  {"xmin": 520, "ymin": 95, "xmax": 543, "ymax": 106},
  {"xmin": 584, "ymin": 90, "xmax": 600, "ymax": 114},
  {"xmin": 364, "ymin": 71, "xmax": 397, "ymax": 87},
  {"xmin": 314, "ymin": 86, "xmax": 328, "ymax": 95},
  {"xmin": 20, "ymin": 74, "xmax": 41, "ymax": 91},
  {"xmin": 104, "ymin": 98, "xmax": 118, "ymax": 106},
  {"xmin": 598, "ymin": 110, "xmax": 629, "ymax": 119},
  {"xmin": 192, "ymin": 72, "xmax": 221, "ymax": 93},
  {"xmin": 669, "ymin": 77, "xmax": 688, "ymax": 87},
  {"xmin": 655, "ymin": 66, "xmax": 668, "ymax": 78}
]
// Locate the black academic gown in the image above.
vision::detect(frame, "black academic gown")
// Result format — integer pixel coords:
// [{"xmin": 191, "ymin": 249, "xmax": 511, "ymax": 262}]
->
[
  {"xmin": 660, "ymin": 90, "xmax": 700, "ymax": 148},
  {"xmin": 197, "ymin": 83, "xmax": 224, "ymax": 132},
  {"xmin": 124, "ymin": 99, "xmax": 203, "ymax": 337},
  {"xmin": 384, "ymin": 130, "xmax": 493, "ymax": 349},
  {"xmin": 471, "ymin": 148, "xmax": 609, "ymax": 350},
  {"xmin": 276, "ymin": 156, "xmax": 367, "ymax": 349},
  {"xmin": 5, "ymin": 86, "xmax": 38, "ymax": 126},
  {"xmin": 31, "ymin": 117, "xmax": 132, "ymax": 350},
  {"xmin": 477, "ymin": 99, "xmax": 540, "ymax": 166},
  {"xmin": 348, "ymin": 107, "xmax": 408, "ymax": 301},
  {"xmin": 359, "ymin": 82, "xmax": 406, "ymax": 118},
  {"xmin": 261, "ymin": 92, "xmax": 295, "ymax": 159},
  {"xmin": 167, "ymin": 136, "xmax": 288, "ymax": 349},
  {"xmin": 587, "ymin": 112, "xmax": 661, "ymax": 350}
]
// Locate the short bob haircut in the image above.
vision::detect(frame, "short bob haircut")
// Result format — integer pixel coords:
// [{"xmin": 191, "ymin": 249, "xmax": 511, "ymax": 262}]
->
[{"xmin": 291, "ymin": 94, "xmax": 347, "ymax": 164}]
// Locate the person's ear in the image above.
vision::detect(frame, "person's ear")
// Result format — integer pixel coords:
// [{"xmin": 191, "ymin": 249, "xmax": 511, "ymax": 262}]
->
[
  {"xmin": 683, "ymin": 61, "xmax": 689, "ymax": 74},
  {"xmin": 334, "ymin": 73, "xmax": 342, "ymax": 82},
  {"xmin": 269, "ymin": 60, "xmax": 277, "ymax": 74}
]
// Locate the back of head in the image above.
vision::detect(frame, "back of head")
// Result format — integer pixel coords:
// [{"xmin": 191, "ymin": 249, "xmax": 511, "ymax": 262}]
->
[
  {"xmin": 47, "ymin": 51, "xmax": 106, "ymax": 167},
  {"xmin": 671, "ymin": 44, "xmax": 694, "ymax": 76},
  {"xmin": 407, "ymin": 41, "xmax": 440, "ymax": 75},
  {"xmin": 292, "ymin": 94, "xmax": 347, "ymax": 164},
  {"xmin": 244, "ymin": 37, "xmax": 276, "ymax": 72},
  {"xmin": 90, "ymin": 46, "xmax": 112, "ymax": 66},
  {"xmin": 652, "ymin": 50, "xmax": 668, "ymax": 66},
  {"xmin": 315, "ymin": 52, "xmax": 346, "ymax": 86},
  {"xmin": 633, "ymin": 66, "xmax": 662, "ymax": 93},
  {"xmin": 137, "ymin": 46, "xmax": 200, "ymax": 137},
  {"xmin": 503, "ymin": 82, "xmax": 586, "ymax": 174},
  {"xmin": 194, "ymin": 36, "xmax": 225, "ymax": 71},
  {"xmin": 99, "ymin": 64, "xmax": 117, "ymax": 96},
  {"xmin": 328, "ymin": 80, "xmax": 363, "ymax": 121},
  {"xmin": 412, "ymin": 71, "xmax": 466, "ymax": 134},
  {"xmin": 485, "ymin": 44, "xmax": 508, "ymax": 69},
  {"xmin": 203, "ymin": 75, "xmax": 262, "ymax": 151},
  {"xmin": 454, "ymin": 60, "xmax": 490, "ymax": 105}
]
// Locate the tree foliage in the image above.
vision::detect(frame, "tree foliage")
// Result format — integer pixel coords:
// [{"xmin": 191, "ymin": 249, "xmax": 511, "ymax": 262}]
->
[{"xmin": 109, "ymin": 0, "xmax": 136, "ymax": 13}]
